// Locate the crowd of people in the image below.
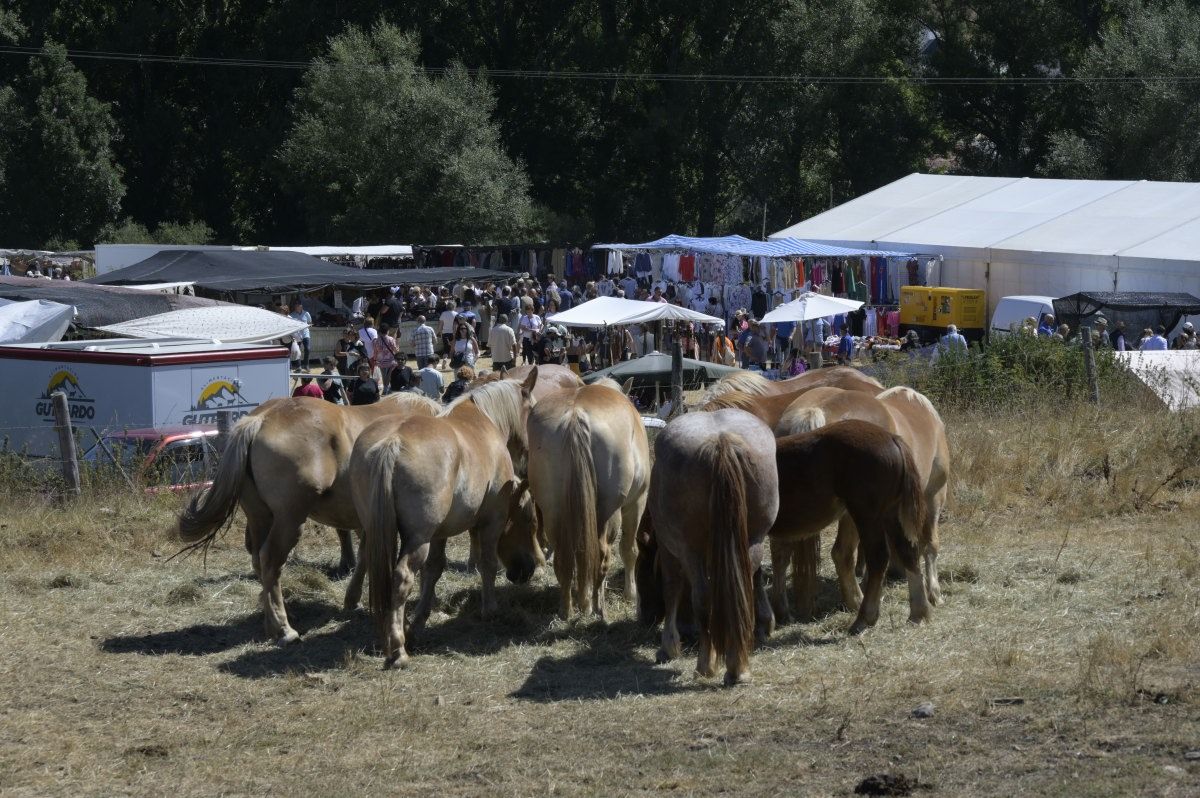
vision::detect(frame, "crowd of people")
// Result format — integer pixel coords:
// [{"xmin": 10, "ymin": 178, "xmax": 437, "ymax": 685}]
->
[{"xmin": 1019, "ymin": 313, "xmax": 1198, "ymax": 351}]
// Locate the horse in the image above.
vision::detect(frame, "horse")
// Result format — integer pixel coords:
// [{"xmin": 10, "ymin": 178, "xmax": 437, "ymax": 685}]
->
[
  {"xmin": 526, "ymin": 377, "xmax": 649, "ymax": 619},
  {"xmin": 640, "ymin": 409, "xmax": 779, "ymax": 686},
  {"xmin": 699, "ymin": 366, "xmax": 882, "ymax": 403},
  {"xmin": 771, "ymin": 421, "xmax": 931, "ymax": 635},
  {"xmin": 355, "ymin": 371, "xmax": 543, "ymax": 668},
  {"xmin": 773, "ymin": 385, "xmax": 949, "ymax": 621},
  {"xmin": 468, "ymin": 363, "xmax": 582, "ymax": 400},
  {"xmin": 177, "ymin": 391, "xmax": 441, "ymax": 644}
]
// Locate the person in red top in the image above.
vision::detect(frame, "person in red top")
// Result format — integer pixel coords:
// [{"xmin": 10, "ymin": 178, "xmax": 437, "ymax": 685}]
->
[{"xmin": 292, "ymin": 375, "xmax": 324, "ymax": 399}]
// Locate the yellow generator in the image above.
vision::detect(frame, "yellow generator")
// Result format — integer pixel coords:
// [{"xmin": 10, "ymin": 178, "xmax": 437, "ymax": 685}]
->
[{"xmin": 899, "ymin": 286, "xmax": 986, "ymax": 344}]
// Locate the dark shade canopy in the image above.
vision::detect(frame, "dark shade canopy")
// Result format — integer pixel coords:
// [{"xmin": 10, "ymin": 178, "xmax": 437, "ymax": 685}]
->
[
  {"xmin": 0, "ymin": 276, "xmax": 230, "ymax": 328},
  {"xmin": 87, "ymin": 249, "xmax": 510, "ymax": 292},
  {"xmin": 1053, "ymin": 291, "xmax": 1200, "ymax": 336}
]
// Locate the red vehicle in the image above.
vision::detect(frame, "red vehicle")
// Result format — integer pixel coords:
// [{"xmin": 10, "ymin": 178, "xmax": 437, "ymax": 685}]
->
[{"xmin": 82, "ymin": 425, "xmax": 219, "ymax": 493}]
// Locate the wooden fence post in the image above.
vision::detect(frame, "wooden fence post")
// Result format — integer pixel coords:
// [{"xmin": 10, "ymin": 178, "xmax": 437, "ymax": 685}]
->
[
  {"xmin": 1081, "ymin": 324, "xmax": 1100, "ymax": 404},
  {"xmin": 216, "ymin": 409, "xmax": 234, "ymax": 456},
  {"xmin": 51, "ymin": 391, "xmax": 81, "ymax": 499},
  {"xmin": 670, "ymin": 340, "xmax": 683, "ymax": 417}
]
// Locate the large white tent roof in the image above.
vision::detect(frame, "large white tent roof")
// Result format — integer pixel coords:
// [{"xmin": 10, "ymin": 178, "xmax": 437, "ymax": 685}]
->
[
  {"xmin": 771, "ymin": 173, "xmax": 1200, "ymax": 267},
  {"xmin": 547, "ymin": 295, "xmax": 724, "ymax": 328},
  {"xmin": 95, "ymin": 306, "xmax": 308, "ymax": 344}
]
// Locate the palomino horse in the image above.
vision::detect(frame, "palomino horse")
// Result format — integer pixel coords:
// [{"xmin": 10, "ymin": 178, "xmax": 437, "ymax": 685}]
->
[
  {"xmin": 177, "ymin": 391, "xmax": 440, "ymax": 643},
  {"xmin": 468, "ymin": 363, "xmax": 582, "ymax": 400},
  {"xmin": 527, "ymin": 377, "xmax": 649, "ymax": 619},
  {"xmin": 640, "ymin": 409, "xmax": 779, "ymax": 686},
  {"xmin": 774, "ymin": 385, "xmax": 949, "ymax": 620},
  {"xmin": 772, "ymin": 421, "xmax": 931, "ymax": 635},
  {"xmin": 355, "ymin": 372, "xmax": 543, "ymax": 668},
  {"xmin": 699, "ymin": 366, "xmax": 882, "ymax": 403}
]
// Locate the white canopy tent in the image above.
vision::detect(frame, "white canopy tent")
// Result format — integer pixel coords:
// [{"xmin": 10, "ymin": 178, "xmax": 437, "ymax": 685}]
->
[
  {"xmin": 0, "ymin": 298, "xmax": 75, "ymax": 344},
  {"xmin": 547, "ymin": 295, "xmax": 725, "ymax": 328},
  {"xmin": 772, "ymin": 173, "xmax": 1200, "ymax": 317},
  {"xmin": 759, "ymin": 292, "xmax": 863, "ymax": 324},
  {"xmin": 95, "ymin": 305, "xmax": 308, "ymax": 344}
]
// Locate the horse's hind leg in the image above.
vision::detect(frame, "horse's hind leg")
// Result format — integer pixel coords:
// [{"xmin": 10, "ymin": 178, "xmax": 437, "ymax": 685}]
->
[
  {"xmin": 342, "ymin": 531, "xmax": 367, "ymax": 611},
  {"xmin": 768, "ymin": 538, "xmax": 793, "ymax": 623},
  {"xmin": 832, "ymin": 516, "xmax": 864, "ymax": 611},
  {"xmin": 791, "ymin": 535, "xmax": 820, "ymax": 621},
  {"xmin": 407, "ymin": 538, "xmax": 446, "ymax": 640},
  {"xmin": 333, "ymin": 528, "xmax": 356, "ymax": 580},
  {"xmin": 473, "ymin": 515, "xmax": 507, "ymax": 619},
  {"xmin": 619, "ymin": 494, "xmax": 647, "ymax": 607},
  {"xmin": 924, "ymin": 487, "xmax": 946, "ymax": 605},
  {"xmin": 383, "ymin": 541, "xmax": 429, "ymax": 669},
  {"xmin": 655, "ymin": 551, "xmax": 685, "ymax": 664},
  {"xmin": 848, "ymin": 520, "xmax": 889, "ymax": 636},
  {"xmin": 752, "ymin": 552, "xmax": 774, "ymax": 646},
  {"xmin": 593, "ymin": 511, "xmax": 621, "ymax": 622},
  {"xmin": 258, "ymin": 514, "xmax": 304, "ymax": 644}
]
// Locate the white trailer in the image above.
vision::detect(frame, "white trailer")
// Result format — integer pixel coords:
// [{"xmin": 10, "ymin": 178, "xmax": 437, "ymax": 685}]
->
[{"xmin": 0, "ymin": 338, "xmax": 289, "ymax": 456}]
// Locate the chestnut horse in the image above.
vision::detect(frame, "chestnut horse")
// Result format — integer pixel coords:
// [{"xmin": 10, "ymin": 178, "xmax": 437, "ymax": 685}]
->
[
  {"xmin": 468, "ymin": 363, "xmax": 582, "ymax": 400},
  {"xmin": 527, "ymin": 378, "xmax": 649, "ymax": 619},
  {"xmin": 355, "ymin": 372, "xmax": 543, "ymax": 668},
  {"xmin": 177, "ymin": 391, "xmax": 440, "ymax": 644},
  {"xmin": 772, "ymin": 421, "xmax": 931, "ymax": 635},
  {"xmin": 641, "ymin": 409, "xmax": 779, "ymax": 686},
  {"xmin": 699, "ymin": 366, "xmax": 882, "ymax": 403}
]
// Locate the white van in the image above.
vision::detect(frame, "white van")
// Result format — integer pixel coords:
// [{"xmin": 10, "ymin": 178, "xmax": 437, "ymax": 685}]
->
[{"xmin": 990, "ymin": 295, "xmax": 1055, "ymax": 338}]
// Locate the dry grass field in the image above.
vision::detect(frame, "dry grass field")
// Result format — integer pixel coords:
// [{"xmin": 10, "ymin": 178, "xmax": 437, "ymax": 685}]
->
[{"xmin": 2, "ymin": 401, "xmax": 1199, "ymax": 796}]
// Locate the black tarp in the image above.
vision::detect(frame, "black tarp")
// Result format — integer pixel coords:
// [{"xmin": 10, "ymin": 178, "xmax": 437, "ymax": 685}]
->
[
  {"xmin": 0, "ymin": 276, "xmax": 230, "ymax": 328},
  {"xmin": 86, "ymin": 250, "xmax": 510, "ymax": 292},
  {"xmin": 1053, "ymin": 291, "xmax": 1200, "ymax": 337}
]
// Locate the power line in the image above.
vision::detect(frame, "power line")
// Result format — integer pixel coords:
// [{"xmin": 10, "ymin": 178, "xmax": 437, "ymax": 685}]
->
[{"xmin": 3, "ymin": 44, "xmax": 1200, "ymax": 85}]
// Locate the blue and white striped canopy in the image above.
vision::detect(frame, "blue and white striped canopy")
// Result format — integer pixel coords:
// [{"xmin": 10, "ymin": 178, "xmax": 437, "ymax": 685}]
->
[{"xmin": 591, "ymin": 234, "xmax": 912, "ymax": 258}]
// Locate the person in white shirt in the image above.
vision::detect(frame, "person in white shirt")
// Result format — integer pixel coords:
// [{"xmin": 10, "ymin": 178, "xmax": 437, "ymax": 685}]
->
[
  {"xmin": 620, "ymin": 274, "xmax": 638, "ymax": 298},
  {"xmin": 597, "ymin": 277, "xmax": 615, "ymax": 297},
  {"xmin": 418, "ymin": 363, "xmax": 444, "ymax": 399},
  {"xmin": 438, "ymin": 301, "xmax": 459, "ymax": 368},
  {"xmin": 518, "ymin": 309, "xmax": 543, "ymax": 365},
  {"xmin": 1141, "ymin": 326, "xmax": 1169, "ymax": 351},
  {"xmin": 939, "ymin": 324, "xmax": 968, "ymax": 353},
  {"xmin": 488, "ymin": 314, "xmax": 520, "ymax": 370},
  {"xmin": 357, "ymin": 317, "xmax": 380, "ymax": 363}
]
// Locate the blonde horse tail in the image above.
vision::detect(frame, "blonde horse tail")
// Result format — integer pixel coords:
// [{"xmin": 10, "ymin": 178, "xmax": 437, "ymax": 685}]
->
[
  {"xmin": 177, "ymin": 413, "xmax": 265, "ymax": 546},
  {"xmin": 557, "ymin": 409, "xmax": 599, "ymax": 611},
  {"xmin": 364, "ymin": 439, "xmax": 402, "ymax": 642},
  {"xmin": 776, "ymin": 404, "xmax": 826, "ymax": 437},
  {"xmin": 706, "ymin": 433, "xmax": 754, "ymax": 682},
  {"xmin": 888, "ymin": 434, "xmax": 927, "ymax": 573}
]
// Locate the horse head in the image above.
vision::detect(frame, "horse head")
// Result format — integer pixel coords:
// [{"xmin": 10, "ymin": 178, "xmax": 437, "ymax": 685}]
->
[{"xmin": 498, "ymin": 478, "xmax": 543, "ymax": 584}]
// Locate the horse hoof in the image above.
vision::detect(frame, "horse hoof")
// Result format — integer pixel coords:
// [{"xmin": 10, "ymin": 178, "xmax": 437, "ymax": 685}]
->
[
  {"xmin": 908, "ymin": 611, "xmax": 932, "ymax": 625},
  {"xmin": 724, "ymin": 671, "xmax": 750, "ymax": 688},
  {"xmin": 847, "ymin": 622, "xmax": 868, "ymax": 636},
  {"xmin": 655, "ymin": 648, "xmax": 672, "ymax": 665},
  {"xmin": 383, "ymin": 652, "xmax": 410, "ymax": 670},
  {"xmin": 275, "ymin": 629, "xmax": 300, "ymax": 646}
]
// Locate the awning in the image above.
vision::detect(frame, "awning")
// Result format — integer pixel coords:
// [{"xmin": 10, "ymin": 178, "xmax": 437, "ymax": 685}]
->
[
  {"xmin": 1053, "ymin": 291, "xmax": 1200, "ymax": 336},
  {"xmin": 87, "ymin": 249, "xmax": 509, "ymax": 292},
  {"xmin": 0, "ymin": 276, "xmax": 229, "ymax": 328},
  {"xmin": 583, "ymin": 351, "xmax": 743, "ymax": 385},
  {"xmin": 548, "ymin": 296, "xmax": 725, "ymax": 328},
  {"xmin": 0, "ymin": 299, "xmax": 75, "ymax": 344},
  {"xmin": 592, "ymin": 234, "xmax": 912, "ymax": 258},
  {"xmin": 95, "ymin": 306, "xmax": 309, "ymax": 344},
  {"xmin": 759, "ymin": 292, "xmax": 864, "ymax": 323}
]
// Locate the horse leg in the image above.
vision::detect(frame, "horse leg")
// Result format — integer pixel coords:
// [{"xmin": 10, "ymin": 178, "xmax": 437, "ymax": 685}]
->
[
  {"xmin": 848, "ymin": 521, "xmax": 889, "ymax": 635},
  {"xmin": 257, "ymin": 514, "xmax": 304, "ymax": 644},
  {"xmin": 832, "ymin": 516, "xmax": 864, "ymax": 611},
  {"xmin": 655, "ymin": 550, "xmax": 685, "ymax": 664},
  {"xmin": 791, "ymin": 534, "xmax": 820, "ymax": 622},
  {"xmin": 752, "ymin": 553, "xmax": 774, "ymax": 646},
  {"xmin": 342, "ymin": 530, "xmax": 367, "ymax": 611},
  {"xmin": 768, "ymin": 538, "xmax": 793, "ymax": 624},
  {"xmin": 593, "ymin": 512, "xmax": 620, "ymax": 622},
  {"xmin": 924, "ymin": 489, "xmax": 946, "ymax": 605},
  {"xmin": 333, "ymin": 528, "xmax": 356, "ymax": 580},
  {"xmin": 473, "ymin": 517, "xmax": 506, "ymax": 619},
  {"xmin": 407, "ymin": 538, "xmax": 447, "ymax": 641},
  {"xmin": 692, "ymin": 579, "xmax": 717, "ymax": 679},
  {"xmin": 619, "ymin": 495, "xmax": 646, "ymax": 607},
  {"xmin": 383, "ymin": 541, "xmax": 429, "ymax": 669}
]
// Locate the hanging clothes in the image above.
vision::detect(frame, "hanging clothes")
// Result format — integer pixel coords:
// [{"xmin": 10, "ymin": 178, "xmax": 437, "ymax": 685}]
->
[{"xmin": 634, "ymin": 252, "xmax": 652, "ymax": 278}]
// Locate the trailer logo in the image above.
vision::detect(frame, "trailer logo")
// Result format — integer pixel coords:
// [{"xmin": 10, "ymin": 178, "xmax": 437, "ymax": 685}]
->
[
  {"xmin": 36, "ymin": 369, "xmax": 95, "ymax": 421},
  {"xmin": 183, "ymin": 377, "xmax": 255, "ymax": 424}
]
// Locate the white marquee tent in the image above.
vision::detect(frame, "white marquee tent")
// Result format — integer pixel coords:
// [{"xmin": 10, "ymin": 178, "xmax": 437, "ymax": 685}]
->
[
  {"xmin": 771, "ymin": 173, "xmax": 1200, "ymax": 316},
  {"xmin": 547, "ymin": 295, "xmax": 725, "ymax": 328},
  {"xmin": 95, "ymin": 306, "xmax": 308, "ymax": 344}
]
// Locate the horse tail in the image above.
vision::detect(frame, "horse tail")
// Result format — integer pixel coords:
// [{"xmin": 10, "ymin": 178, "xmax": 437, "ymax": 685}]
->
[
  {"xmin": 705, "ymin": 432, "xmax": 754, "ymax": 680},
  {"xmin": 888, "ymin": 434, "xmax": 927, "ymax": 573},
  {"xmin": 776, "ymin": 404, "xmax": 826, "ymax": 437},
  {"xmin": 363, "ymin": 438, "xmax": 403, "ymax": 642},
  {"xmin": 557, "ymin": 409, "xmax": 599, "ymax": 609},
  {"xmin": 177, "ymin": 413, "xmax": 265, "ymax": 546}
]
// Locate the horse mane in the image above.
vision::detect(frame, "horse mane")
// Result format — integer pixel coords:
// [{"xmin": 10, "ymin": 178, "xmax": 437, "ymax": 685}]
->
[
  {"xmin": 701, "ymin": 390, "xmax": 759, "ymax": 412},
  {"xmin": 590, "ymin": 376, "xmax": 624, "ymax": 394},
  {"xmin": 446, "ymin": 378, "xmax": 529, "ymax": 446},
  {"xmin": 877, "ymin": 385, "xmax": 944, "ymax": 426},
  {"xmin": 777, "ymin": 404, "xmax": 827, "ymax": 436},
  {"xmin": 380, "ymin": 391, "xmax": 441, "ymax": 415},
  {"xmin": 700, "ymin": 371, "xmax": 773, "ymax": 403}
]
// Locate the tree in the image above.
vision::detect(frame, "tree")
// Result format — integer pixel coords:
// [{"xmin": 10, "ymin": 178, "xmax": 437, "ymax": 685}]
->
[
  {"xmin": 0, "ymin": 43, "xmax": 125, "ymax": 248},
  {"xmin": 100, "ymin": 218, "xmax": 217, "ymax": 245},
  {"xmin": 279, "ymin": 21, "xmax": 540, "ymax": 244},
  {"xmin": 1041, "ymin": 0, "xmax": 1200, "ymax": 181}
]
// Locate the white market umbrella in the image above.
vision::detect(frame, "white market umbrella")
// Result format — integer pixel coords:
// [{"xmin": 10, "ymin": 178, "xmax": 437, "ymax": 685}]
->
[
  {"xmin": 548, "ymin": 295, "xmax": 724, "ymax": 328},
  {"xmin": 758, "ymin": 292, "xmax": 863, "ymax": 323},
  {"xmin": 95, "ymin": 305, "xmax": 308, "ymax": 344}
]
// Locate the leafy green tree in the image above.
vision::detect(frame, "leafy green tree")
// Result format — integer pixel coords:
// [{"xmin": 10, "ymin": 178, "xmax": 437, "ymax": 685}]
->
[
  {"xmin": 0, "ymin": 43, "xmax": 125, "ymax": 248},
  {"xmin": 1041, "ymin": 0, "xmax": 1200, "ymax": 181},
  {"xmin": 100, "ymin": 218, "xmax": 217, "ymax": 244},
  {"xmin": 279, "ymin": 21, "xmax": 539, "ymax": 243}
]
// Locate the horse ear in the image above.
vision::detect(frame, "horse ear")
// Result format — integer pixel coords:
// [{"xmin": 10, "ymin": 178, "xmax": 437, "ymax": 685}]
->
[
  {"xmin": 521, "ymin": 366, "xmax": 538, "ymax": 396},
  {"xmin": 620, "ymin": 377, "xmax": 635, "ymax": 396}
]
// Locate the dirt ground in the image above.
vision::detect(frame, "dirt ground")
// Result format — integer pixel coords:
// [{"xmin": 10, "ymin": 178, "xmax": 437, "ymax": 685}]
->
[{"xmin": 1, "ymin": 408, "xmax": 1199, "ymax": 797}]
